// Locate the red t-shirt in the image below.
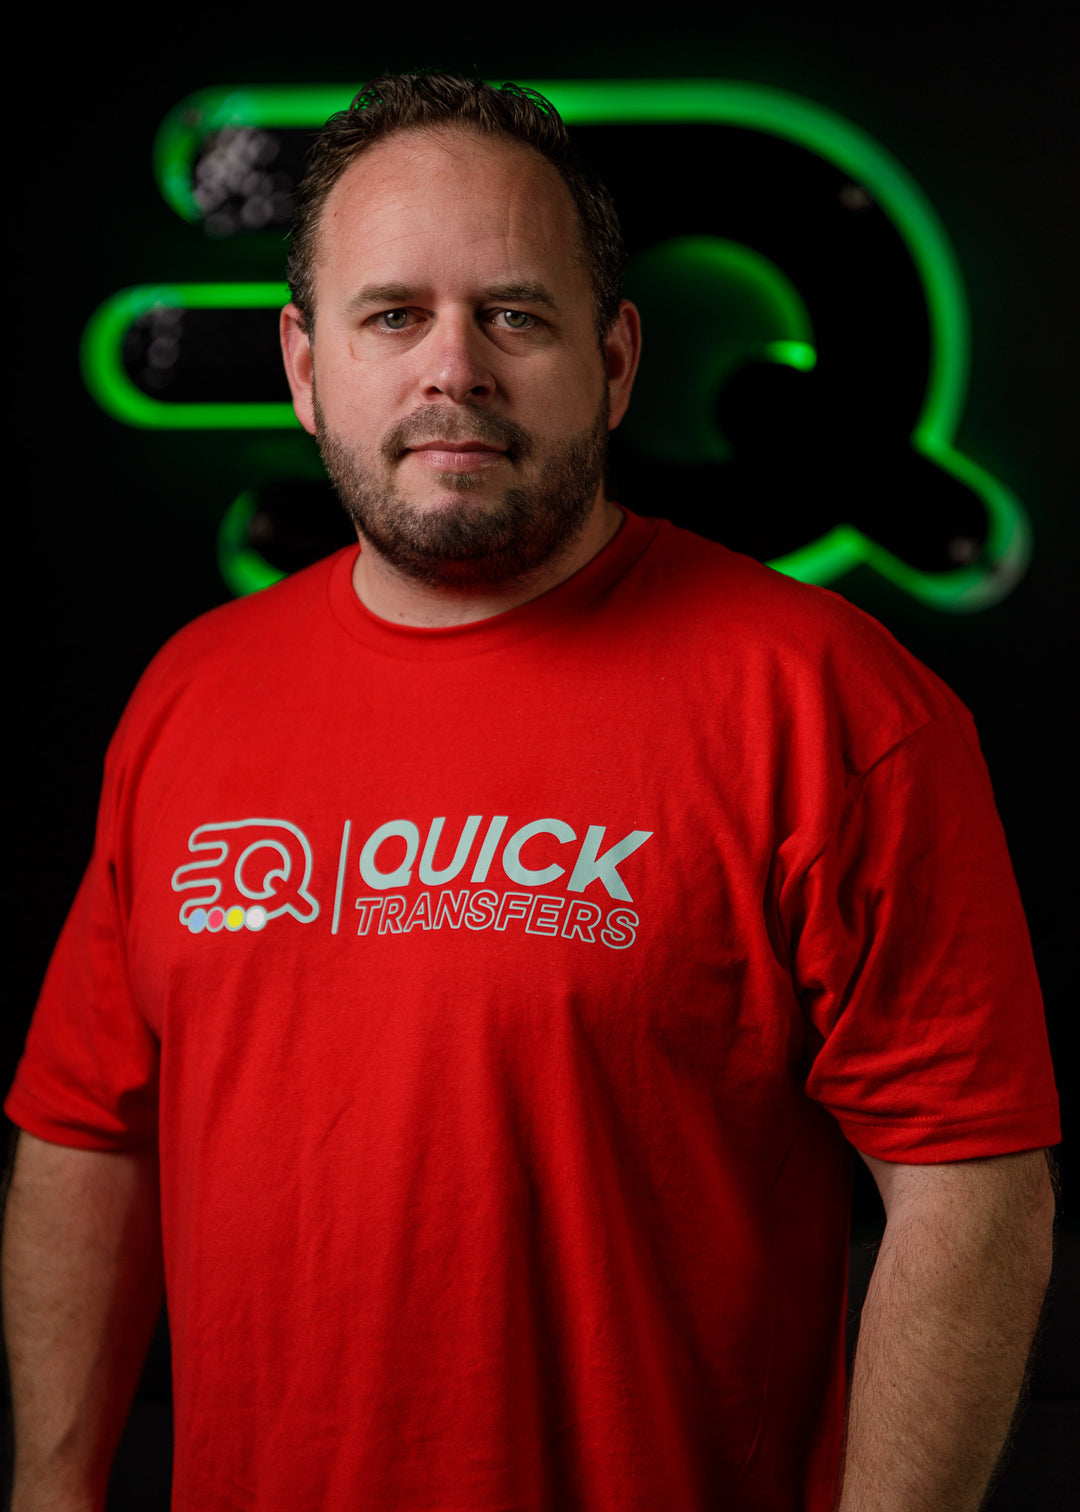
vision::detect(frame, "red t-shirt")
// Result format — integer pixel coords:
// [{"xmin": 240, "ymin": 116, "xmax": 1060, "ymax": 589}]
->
[{"xmin": 7, "ymin": 509, "xmax": 1060, "ymax": 1510}]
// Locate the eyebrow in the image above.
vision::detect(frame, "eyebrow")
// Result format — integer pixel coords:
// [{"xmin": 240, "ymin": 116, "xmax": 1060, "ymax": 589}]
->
[
  {"xmin": 485, "ymin": 282, "xmax": 561, "ymax": 313},
  {"xmin": 345, "ymin": 284, "xmax": 414, "ymax": 313},
  {"xmin": 345, "ymin": 280, "xmax": 562, "ymax": 315}
]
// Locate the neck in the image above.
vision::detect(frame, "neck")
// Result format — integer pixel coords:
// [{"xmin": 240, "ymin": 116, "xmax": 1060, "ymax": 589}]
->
[{"xmin": 350, "ymin": 497, "xmax": 624, "ymax": 628}]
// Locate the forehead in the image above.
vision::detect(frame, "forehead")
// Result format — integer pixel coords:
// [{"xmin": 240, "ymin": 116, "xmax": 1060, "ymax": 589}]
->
[{"xmin": 315, "ymin": 128, "xmax": 585, "ymax": 299}]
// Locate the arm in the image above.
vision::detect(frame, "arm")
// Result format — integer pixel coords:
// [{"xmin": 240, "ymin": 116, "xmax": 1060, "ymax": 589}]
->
[
  {"xmin": 838, "ymin": 1148, "xmax": 1056, "ymax": 1512},
  {"xmin": 1, "ymin": 1130, "xmax": 165, "ymax": 1512}
]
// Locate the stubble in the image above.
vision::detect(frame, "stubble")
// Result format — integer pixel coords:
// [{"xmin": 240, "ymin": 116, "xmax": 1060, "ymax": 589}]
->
[{"xmin": 314, "ymin": 390, "xmax": 611, "ymax": 591}]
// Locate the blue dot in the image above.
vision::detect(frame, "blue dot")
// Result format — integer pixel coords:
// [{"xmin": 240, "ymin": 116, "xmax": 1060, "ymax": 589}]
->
[{"xmin": 188, "ymin": 908, "xmax": 208, "ymax": 934}]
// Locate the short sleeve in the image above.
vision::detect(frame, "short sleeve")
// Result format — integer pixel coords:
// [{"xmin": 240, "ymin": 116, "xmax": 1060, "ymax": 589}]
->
[
  {"xmin": 5, "ymin": 750, "xmax": 160, "ymax": 1150},
  {"xmin": 792, "ymin": 706, "xmax": 1060, "ymax": 1160}
]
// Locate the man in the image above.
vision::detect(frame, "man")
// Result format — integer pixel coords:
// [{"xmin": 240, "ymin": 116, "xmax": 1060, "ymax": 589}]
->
[{"xmin": 2, "ymin": 73, "xmax": 1060, "ymax": 1512}]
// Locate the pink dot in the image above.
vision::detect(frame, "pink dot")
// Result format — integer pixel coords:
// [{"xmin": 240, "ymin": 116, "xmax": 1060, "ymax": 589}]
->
[{"xmin": 206, "ymin": 907, "xmax": 226, "ymax": 932}]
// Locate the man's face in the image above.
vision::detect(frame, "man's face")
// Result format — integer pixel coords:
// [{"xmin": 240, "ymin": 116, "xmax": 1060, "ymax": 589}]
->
[{"xmin": 284, "ymin": 128, "xmax": 630, "ymax": 590}]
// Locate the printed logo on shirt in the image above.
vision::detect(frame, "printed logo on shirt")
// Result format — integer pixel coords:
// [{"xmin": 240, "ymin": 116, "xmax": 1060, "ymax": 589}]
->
[
  {"xmin": 344, "ymin": 815, "xmax": 651, "ymax": 951},
  {"xmin": 171, "ymin": 819, "xmax": 320, "ymax": 933},
  {"xmin": 171, "ymin": 814, "xmax": 653, "ymax": 950}
]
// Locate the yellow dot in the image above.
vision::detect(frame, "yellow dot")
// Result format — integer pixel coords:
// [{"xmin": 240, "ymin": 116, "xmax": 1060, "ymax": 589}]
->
[{"xmin": 225, "ymin": 906, "xmax": 246, "ymax": 932}]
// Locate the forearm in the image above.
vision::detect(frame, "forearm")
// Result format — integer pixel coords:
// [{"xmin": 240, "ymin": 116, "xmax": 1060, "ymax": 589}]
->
[
  {"xmin": 2, "ymin": 1130, "xmax": 165, "ymax": 1512},
  {"xmin": 838, "ymin": 1151, "xmax": 1055, "ymax": 1512}
]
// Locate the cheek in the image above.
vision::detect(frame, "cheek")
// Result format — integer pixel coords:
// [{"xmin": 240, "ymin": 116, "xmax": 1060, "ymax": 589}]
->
[
  {"xmin": 538, "ymin": 372, "xmax": 606, "ymax": 435},
  {"xmin": 317, "ymin": 359, "xmax": 392, "ymax": 434}
]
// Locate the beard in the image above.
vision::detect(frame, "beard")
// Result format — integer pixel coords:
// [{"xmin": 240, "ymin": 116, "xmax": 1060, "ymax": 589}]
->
[{"xmin": 313, "ymin": 389, "xmax": 611, "ymax": 591}]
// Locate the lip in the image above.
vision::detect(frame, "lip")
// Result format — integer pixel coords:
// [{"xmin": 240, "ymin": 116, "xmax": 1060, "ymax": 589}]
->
[
  {"xmin": 408, "ymin": 440, "xmax": 505, "ymax": 453},
  {"xmin": 405, "ymin": 440, "xmax": 508, "ymax": 473}
]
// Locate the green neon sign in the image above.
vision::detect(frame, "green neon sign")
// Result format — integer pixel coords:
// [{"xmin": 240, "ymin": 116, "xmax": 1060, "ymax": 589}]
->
[
  {"xmin": 624, "ymin": 236, "xmax": 817, "ymax": 464},
  {"xmin": 82, "ymin": 79, "xmax": 1030, "ymax": 610},
  {"xmin": 218, "ymin": 489, "xmax": 281, "ymax": 596},
  {"xmin": 80, "ymin": 282, "xmax": 294, "ymax": 429}
]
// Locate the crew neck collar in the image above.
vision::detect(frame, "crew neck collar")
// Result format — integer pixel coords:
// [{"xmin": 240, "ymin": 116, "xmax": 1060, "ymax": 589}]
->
[{"xmin": 326, "ymin": 506, "xmax": 660, "ymax": 661}]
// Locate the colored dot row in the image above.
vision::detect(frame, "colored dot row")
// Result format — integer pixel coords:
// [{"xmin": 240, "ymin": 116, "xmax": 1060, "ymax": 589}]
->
[{"xmin": 186, "ymin": 905, "xmax": 269, "ymax": 934}]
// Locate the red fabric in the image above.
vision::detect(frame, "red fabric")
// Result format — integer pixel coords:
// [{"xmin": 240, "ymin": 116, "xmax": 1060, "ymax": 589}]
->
[{"xmin": 7, "ymin": 509, "xmax": 1059, "ymax": 1510}]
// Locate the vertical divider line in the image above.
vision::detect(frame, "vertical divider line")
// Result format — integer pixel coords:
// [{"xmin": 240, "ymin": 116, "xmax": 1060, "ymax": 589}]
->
[{"xmin": 332, "ymin": 819, "xmax": 352, "ymax": 934}]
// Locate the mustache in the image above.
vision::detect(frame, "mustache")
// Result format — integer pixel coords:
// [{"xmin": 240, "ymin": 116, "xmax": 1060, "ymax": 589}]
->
[{"xmin": 381, "ymin": 407, "xmax": 535, "ymax": 464}]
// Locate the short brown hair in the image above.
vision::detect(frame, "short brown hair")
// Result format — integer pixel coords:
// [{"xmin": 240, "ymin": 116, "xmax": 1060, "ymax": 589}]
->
[{"xmin": 286, "ymin": 72, "xmax": 625, "ymax": 345}]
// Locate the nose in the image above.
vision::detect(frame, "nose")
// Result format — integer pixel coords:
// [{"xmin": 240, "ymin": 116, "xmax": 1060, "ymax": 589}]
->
[{"xmin": 419, "ymin": 310, "xmax": 496, "ymax": 404}]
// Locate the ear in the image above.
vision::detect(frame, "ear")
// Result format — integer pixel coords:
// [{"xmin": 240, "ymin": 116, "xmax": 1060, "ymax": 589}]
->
[
  {"xmin": 604, "ymin": 299, "xmax": 642, "ymax": 431},
  {"xmin": 280, "ymin": 303, "xmax": 317, "ymax": 436}
]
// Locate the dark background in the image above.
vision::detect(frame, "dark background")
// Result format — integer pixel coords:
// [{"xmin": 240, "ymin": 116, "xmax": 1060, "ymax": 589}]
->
[{"xmin": 6, "ymin": 3, "xmax": 1077, "ymax": 1505}]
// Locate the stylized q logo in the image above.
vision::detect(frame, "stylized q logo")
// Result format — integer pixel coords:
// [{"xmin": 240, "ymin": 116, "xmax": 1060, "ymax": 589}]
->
[{"xmin": 171, "ymin": 818, "xmax": 320, "ymax": 926}]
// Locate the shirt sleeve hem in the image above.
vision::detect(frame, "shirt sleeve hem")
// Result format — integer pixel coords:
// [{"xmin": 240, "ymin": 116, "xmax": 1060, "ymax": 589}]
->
[
  {"xmin": 3, "ymin": 1088, "xmax": 159, "ymax": 1153},
  {"xmin": 830, "ymin": 1103, "xmax": 1061, "ymax": 1162}
]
